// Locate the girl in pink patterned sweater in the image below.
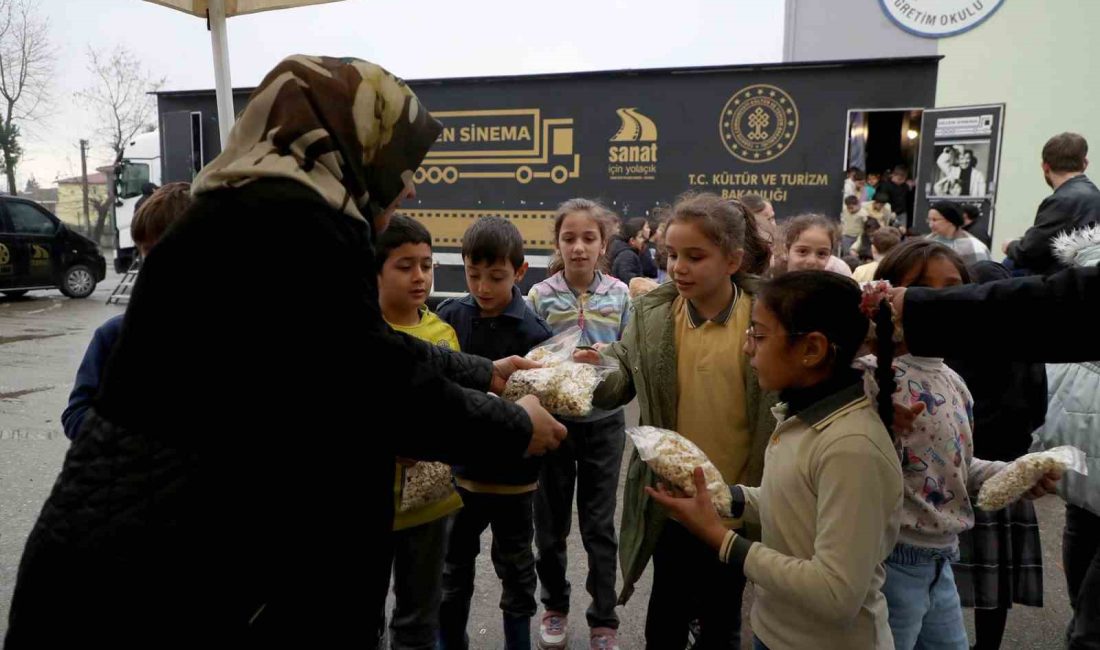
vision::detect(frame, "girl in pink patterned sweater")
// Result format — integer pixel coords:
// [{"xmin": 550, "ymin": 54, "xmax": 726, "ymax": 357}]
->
[{"xmin": 861, "ymin": 240, "xmax": 1061, "ymax": 650}]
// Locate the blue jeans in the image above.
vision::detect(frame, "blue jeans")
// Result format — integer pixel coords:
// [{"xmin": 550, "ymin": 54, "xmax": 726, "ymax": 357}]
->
[
  {"xmin": 882, "ymin": 543, "xmax": 969, "ymax": 650},
  {"xmin": 752, "ymin": 637, "xmax": 770, "ymax": 650}
]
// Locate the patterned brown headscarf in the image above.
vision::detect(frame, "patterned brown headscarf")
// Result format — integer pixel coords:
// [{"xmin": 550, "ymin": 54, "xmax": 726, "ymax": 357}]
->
[{"xmin": 192, "ymin": 55, "xmax": 442, "ymax": 223}]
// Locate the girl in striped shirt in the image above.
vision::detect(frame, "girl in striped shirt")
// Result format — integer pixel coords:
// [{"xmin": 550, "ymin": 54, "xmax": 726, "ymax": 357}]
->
[{"xmin": 527, "ymin": 198, "xmax": 630, "ymax": 650}]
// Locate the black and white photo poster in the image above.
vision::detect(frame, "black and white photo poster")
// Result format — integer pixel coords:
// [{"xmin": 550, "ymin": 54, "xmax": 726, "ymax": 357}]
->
[{"xmin": 913, "ymin": 105, "xmax": 1005, "ymax": 237}]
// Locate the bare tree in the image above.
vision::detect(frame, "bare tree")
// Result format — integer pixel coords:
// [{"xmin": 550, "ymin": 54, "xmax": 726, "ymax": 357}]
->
[
  {"xmin": 76, "ymin": 45, "xmax": 164, "ymax": 240},
  {"xmin": 0, "ymin": 0, "xmax": 52, "ymax": 195},
  {"xmin": 89, "ymin": 194, "xmax": 112, "ymax": 242}
]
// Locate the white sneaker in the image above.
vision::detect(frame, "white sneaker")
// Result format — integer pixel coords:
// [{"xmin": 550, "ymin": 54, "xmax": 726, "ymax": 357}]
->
[
  {"xmin": 589, "ymin": 627, "xmax": 620, "ymax": 650},
  {"xmin": 538, "ymin": 611, "xmax": 568, "ymax": 649}
]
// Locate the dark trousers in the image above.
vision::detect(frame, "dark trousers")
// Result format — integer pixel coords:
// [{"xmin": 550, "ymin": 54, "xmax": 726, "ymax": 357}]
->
[
  {"xmin": 1065, "ymin": 504, "xmax": 1100, "ymax": 649},
  {"xmin": 646, "ymin": 521, "xmax": 745, "ymax": 650},
  {"xmin": 439, "ymin": 488, "xmax": 537, "ymax": 649},
  {"xmin": 377, "ymin": 515, "xmax": 453, "ymax": 650},
  {"xmin": 534, "ymin": 411, "xmax": 625, "ymax": 630}
]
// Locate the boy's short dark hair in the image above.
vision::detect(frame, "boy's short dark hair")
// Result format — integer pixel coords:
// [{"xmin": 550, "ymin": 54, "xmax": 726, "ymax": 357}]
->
[
  {"xmin": 960, "ymin": 203, "xmax": 982, "ymax": 222},
  {"xmin": 132, "ymin": 182, "xmax": 191, "ymax": 251},
  {"xmin": 871, "ymin": 227, "xmax": 902, "ymax": 255},
  {"xmin": 622, "ymin": 217, "xmax": 648, "ymax": 240},
  {"xmin": 852, "ymin": 169, "xmax": 866, "ymax": 181},
  {"xmin": 844, "ymin": 195, "xmax": 860, "ymax": 206},
  {"xmin": 1042, "ymin": 132, "xmax": 1088, "ymax": 173},
  {"xmin": 461, "ymin": 215, "xmax": 524, "ymax": 270},
  {"xmin": 375, "ymin": 214, "xmax": 432, "ymax": 272}
]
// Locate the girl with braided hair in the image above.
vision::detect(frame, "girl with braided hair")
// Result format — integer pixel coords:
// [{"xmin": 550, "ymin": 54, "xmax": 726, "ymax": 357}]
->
[
  {"xmin": 647, "ymin": 270, "xmax": 904, "ymax": 650},
  {"xmin": 866, "ymin": 239, "xmax": 1058, "ymax": 649}
]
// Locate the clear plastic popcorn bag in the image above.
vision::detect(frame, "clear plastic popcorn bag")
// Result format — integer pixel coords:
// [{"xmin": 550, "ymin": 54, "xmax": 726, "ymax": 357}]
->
[
  {"xmin": 399, "ymin": 462, "xmax": 455, "ymax": 512},
  {"xmin": 627, "ymin": 425, "xmax": 733, "ymax": 517},
  {"xmin": 977, "ymin": 446, "xmax": 1088, "ymax": 511},
  {"xmin": 502, "ymin": 326, "xmax": 618, "ymax": 418}
]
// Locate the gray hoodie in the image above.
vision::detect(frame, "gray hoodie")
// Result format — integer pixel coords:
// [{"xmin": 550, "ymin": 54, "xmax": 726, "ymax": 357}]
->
[{"xmin": 1031, "ymin": 225, "xmax": 1100, "ymax": 515}]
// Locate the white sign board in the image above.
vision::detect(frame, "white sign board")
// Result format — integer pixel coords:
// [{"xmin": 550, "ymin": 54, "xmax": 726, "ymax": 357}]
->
[
  {"xmin": 933, "ymin": 115, "xmax": 995, "ymax": 138},
  {"xmin": 879, "ymin": 0, "xmax": 1006, "ymax": 38}
]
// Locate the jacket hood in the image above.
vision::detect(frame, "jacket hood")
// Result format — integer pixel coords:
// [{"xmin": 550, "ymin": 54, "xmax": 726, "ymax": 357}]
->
[
  {"xmin": 609, "ymin": 236, "xmax": 636, "ymax": 258},
  {"xmin": 1052, "ymin": 225, "xmax": 1100, "ymax": 268}
]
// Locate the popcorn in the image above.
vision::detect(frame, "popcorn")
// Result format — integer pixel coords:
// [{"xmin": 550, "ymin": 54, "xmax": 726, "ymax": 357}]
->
[
  {"xmin": 628, "ymin": 426, "xmax": 733, "ymax": 517},
  {"xmin": 399, "ymin": 462, "xmax": 455, "ymax": 512},
  {"xmin": 502, "ymin": 325, "xmax": 618, "ymax": 417},
  {"xmin": 977, "ymin": 453, "xmax": 1066, "ymax": 511},
  {"xmin": 503, "ymin": 362, "xmax": 603, "ymax": 417}
]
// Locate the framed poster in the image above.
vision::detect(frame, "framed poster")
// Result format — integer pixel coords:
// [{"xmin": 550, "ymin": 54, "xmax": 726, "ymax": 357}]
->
[{"xmin": 912, "ymin": 104, "xmax": 1005, "ymax": 242}]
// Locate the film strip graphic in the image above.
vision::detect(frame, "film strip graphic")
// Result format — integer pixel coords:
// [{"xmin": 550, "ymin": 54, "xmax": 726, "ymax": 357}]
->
[{"xmin": 402, "ymin": 208, "xmax": 558, "ymax": 251}]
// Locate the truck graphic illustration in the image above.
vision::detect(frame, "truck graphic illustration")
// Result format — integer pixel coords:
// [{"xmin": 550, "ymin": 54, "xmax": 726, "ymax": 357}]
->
[{"xmin": 416, "ymin": 109, "xmax": 580, "ymax": 185}]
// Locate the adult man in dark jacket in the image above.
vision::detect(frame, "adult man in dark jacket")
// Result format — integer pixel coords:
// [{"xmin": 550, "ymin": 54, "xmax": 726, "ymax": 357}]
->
[{"xmin": 1005, "ymin": 133, "xmax": 1100, "ymax": 276}]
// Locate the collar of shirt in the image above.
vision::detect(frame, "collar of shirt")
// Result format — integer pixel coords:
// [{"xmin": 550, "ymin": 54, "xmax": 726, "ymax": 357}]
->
[
  {"xmin": 781, "ymin": 369, "xmax": 864, "ymax": 420},
  {"xmin": 567, "ymin": 272, "xmax": 604, "ymax": 299},
  {"xmin": 684, "ymin": 281, "xmax": 740, "ymax": 329},
  {"xmin": 458, "ymin": 286, "xmax": 528, "ymax": 321}
]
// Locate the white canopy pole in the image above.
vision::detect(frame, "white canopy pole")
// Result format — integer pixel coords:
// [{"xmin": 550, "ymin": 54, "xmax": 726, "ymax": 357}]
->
[{"xmin": 208, "ymin": 0, "xmax": 235, "ymax": 147}]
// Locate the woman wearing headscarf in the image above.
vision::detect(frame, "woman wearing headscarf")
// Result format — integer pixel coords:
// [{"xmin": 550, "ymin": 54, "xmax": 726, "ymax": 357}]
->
[
  {"xmin": 926, "ymin": 200, "xmax": 992, "ymax": 266},
  {"xmin": 5, "ymin": 56, "xmax": 565, "ymax": 648}
]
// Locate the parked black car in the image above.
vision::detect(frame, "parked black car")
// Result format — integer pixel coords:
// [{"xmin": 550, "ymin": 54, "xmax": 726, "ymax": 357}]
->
[{"xmin": 0, "ymin": 197, "xmax": 107, "ymax": 299}]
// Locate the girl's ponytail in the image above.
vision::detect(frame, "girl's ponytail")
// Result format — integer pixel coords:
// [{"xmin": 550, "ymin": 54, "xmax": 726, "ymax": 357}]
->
[
  {"xmin": 873, "ymin": 300, "xmax": 896, "ymax": 439},
  {"xmin": 733, "ymin": 199, "xmax": 772, "ymax": 275}
]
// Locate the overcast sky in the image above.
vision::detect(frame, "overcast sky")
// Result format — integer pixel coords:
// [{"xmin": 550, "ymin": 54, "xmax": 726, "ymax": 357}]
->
[{"xmin": 19, "ymin": 0, "xmax": 784, "ymax": 187}]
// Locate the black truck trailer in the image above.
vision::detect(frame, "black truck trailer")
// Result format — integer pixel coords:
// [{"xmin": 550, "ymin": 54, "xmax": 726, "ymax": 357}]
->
[{"xmin": 156, "ymin": 57, "xmax": 942, "ymax": 295}]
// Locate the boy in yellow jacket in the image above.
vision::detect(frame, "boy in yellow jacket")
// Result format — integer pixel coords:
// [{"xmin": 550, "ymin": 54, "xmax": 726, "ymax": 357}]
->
[{"xmin": 376, "ymin": 214, "xmax": 463, "ymax": 649}]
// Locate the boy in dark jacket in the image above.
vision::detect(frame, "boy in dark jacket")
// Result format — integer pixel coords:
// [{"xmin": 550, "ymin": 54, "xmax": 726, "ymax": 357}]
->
[
  {"xmin": 436, "ymin": 216, "xmax": 554, "ymax": 649},
  {"xmin": 609, "ymin": 217, "xmax": 650, "ymax": 283},
  {"xmin": 61, "ymin": 183, "xmax": 192, "ymax": 440}
]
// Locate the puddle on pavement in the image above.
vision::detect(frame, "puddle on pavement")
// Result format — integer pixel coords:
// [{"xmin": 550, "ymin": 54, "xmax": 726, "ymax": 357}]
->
[
  {"xmin": 0, "ymin": 333, "xmax": 66, "ymax": 345},
  {"xmin": 0, "ymin": 386, "xmax": 55, "ymax": 400}
]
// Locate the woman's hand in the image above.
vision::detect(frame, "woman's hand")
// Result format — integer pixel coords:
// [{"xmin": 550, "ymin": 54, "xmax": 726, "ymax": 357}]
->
[
  {"xmin": 1024, "ymin": 468, "xmax": 1064, "ymax": 500},
  {"xmin": 490, "ymin": 355, "xmax": 542, "ymax": 395},
  {"xmin": 645, "ymin": 467, "xmax": 729, "ymax": 551},
  {"xmin": 516, "ymin": 395, "xmax": 568, "ymax": 456}
]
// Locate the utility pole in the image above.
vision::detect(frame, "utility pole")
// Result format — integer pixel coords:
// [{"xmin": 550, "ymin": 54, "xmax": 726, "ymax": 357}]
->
[{"xmin": 79, "ymin": 139, "xmax": 91, "ymax": 235}]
